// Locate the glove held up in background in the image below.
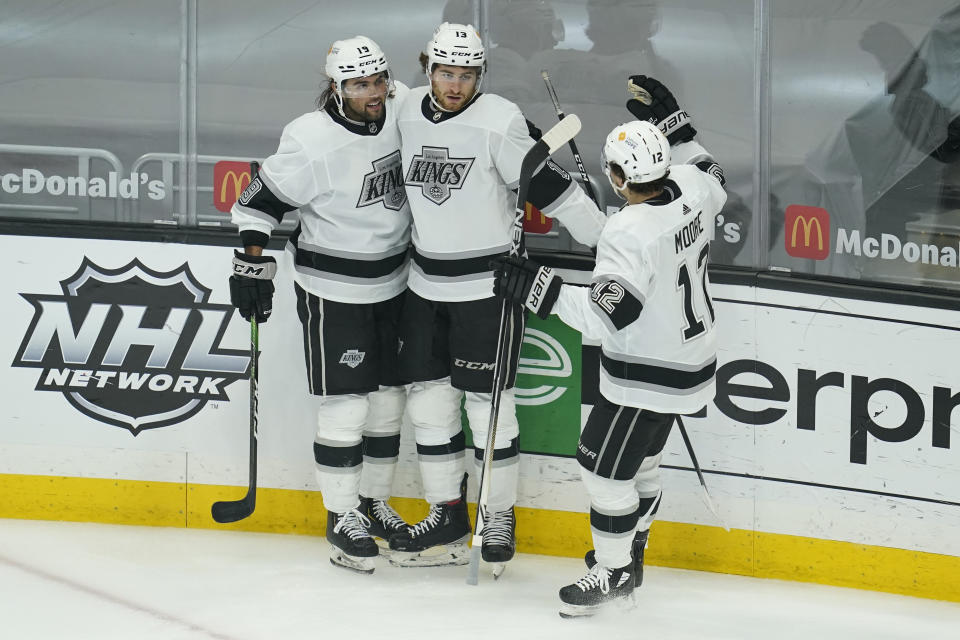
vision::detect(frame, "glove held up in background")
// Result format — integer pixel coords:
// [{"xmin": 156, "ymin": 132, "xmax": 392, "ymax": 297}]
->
[{"xmin": 626, "ymin": 74, "xmax": 698, "ymax": 145}]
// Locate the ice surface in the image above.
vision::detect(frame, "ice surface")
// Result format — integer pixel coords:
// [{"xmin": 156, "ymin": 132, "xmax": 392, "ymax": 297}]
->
[{"xmin": 0, "ymin": 519, "xmax": 957, "ymax": 640}]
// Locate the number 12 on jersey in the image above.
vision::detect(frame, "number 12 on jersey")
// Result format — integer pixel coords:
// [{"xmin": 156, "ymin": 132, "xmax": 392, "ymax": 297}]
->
[{"xmin": 676, "ymin": 243, "xmax": 714, "ymax": 341}]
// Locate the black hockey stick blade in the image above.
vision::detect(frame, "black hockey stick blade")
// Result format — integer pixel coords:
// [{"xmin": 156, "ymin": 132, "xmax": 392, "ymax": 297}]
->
[{"xmin": 211, "ymin": 491, "xmax": 256, "ymax": 523}]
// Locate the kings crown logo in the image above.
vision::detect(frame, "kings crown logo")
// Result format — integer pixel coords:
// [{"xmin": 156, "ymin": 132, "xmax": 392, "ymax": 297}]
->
[
  {"xmin": 405, "ymin": 146, "xmax": 474, "ymax": 205},
  {"xmin": 357, "ymin": 150, "xmax": 407, "ymax": 211},
  {"xmin": 339, "ymin": 349, "xmax": 366, "ymax": 369},
  {"xmin": 12, "ymin": 258, "xmax": 249, "ymax": 435}
]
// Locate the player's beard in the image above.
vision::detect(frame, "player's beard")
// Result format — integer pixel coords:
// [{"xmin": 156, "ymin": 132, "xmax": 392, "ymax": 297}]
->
[
  {"xmin": 342, "ymin": 94, "xmax": 385, "ymax": 122},
  {"xmin": 433, "ymin": 88, "xmax": 474, "ymax": 112}
]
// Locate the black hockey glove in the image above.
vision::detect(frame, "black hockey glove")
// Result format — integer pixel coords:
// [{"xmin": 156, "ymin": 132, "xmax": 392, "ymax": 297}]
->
[
  {"xmin": 491, "ymin": 256, "xmax": 563, "ymax": 320},
  {"xmin": 229, "ymin": 250, "xmax": 277, "ymax": 324},
  {"xmin": 626, "ymin": 75, "xmax": 698, "ymax": 145}
]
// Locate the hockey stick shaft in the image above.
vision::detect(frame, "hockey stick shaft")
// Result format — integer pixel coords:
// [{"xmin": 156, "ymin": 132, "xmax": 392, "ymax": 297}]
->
[
  {"xmin": 467, "ymin": 115, "xmax": 583, "ymax": 584},
  {"xmin": 541, "ymin": 70, "xmax": 599, "ymax": 207},
  {"xmin": 211, "ymin": 161, "xmax": 262, "ymax": 524},
  {"xmin": 676, "ymin": 416, "xmax": 727, "ymax": 531}
]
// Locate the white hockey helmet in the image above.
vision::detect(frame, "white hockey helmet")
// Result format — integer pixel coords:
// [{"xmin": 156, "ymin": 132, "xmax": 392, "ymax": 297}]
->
[
  {"xmin": 601, "ymin": 120, "xmax": 670, "ymax": 193},
  {"xmin": 325, "ymin": 36, "xmax": 391, "ymax": 119},
  {"xmin": 426, "ymin": 22, "xmax": 485, "ymax": 71},
  {"xmin": 325, "ymin": 36, "xmax": 390, "ymax": 86}
]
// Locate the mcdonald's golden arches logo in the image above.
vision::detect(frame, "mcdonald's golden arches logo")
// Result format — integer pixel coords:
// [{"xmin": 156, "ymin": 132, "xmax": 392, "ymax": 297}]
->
[
  {"xmin": 523, "ymin": 201, "xmax": 552, "ymax": 234},
  {"xmin": 213, "ymin": 161, "xmax": 253, "ymax": 213},
  {"xmin": 785, "ymin": 205, "xmax": 830, "ymax": 260}
]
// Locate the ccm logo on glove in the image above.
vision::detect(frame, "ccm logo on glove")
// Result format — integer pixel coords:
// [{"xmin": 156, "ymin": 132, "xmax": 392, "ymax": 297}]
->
[
  {"xmin": 233, "ymin": 261, "xmax": 275, "ymax": 279},
  {"xmin": 229, "ymin": 250, "xmax": 277, "ymax": 323}
]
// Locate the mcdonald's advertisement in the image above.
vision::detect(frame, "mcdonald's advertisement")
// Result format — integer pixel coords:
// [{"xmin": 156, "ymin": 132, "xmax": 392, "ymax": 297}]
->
[
  {"xmin": 0, "ymin": 233, "xmax": 958, "ymax": 558},
  {"xmin": 213, "ymin": 161, "xmax": 255, "ymax": 212},
  {"xmin": 0, "ymin": 168, "xmax": 165, "ymax": 201},
  {"xmin": 785, "ymin": 204, "xmax": 960, "ymax": 269}
]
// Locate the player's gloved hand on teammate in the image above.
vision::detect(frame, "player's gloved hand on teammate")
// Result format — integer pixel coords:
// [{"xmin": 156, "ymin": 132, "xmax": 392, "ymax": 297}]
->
[
  {"xmin": 229, "ymin": 249, "xmax": 277, "ymax": 323},
  {"xmin": 626, "ymin": 75, "xmax": 698, "ymax": 145},
  {"xmin": 491, "ymin": 255, "xmax": 563, "ymax": 320}
]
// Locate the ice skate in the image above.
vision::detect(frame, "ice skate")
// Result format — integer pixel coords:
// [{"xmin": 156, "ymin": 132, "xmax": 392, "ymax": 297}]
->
[
  {"xmin": 327, "ymin": 509, "xmax": 379, "ymax": 574},
  {"xmin": 559, "ymin": 563, "xmax": 636, "ymax": 618},
  {"xmin": 360, "ymin": 496, "xmax": 410, "ymax": 540},
  {"xmin": 480, "ymin": 505, "xmax": 516, "ymax": 579},
  {"xmin": 584, "ymin": 529, "xmax": 648, "ymax": 587},
  {"xmin": 387, "ymin": 477, "xmax": 470, "ymax": 568}
]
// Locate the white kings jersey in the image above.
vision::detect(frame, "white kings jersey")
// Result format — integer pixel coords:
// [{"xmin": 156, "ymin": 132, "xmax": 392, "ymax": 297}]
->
[
  {"xmin": 553, "ymin": 154, "xmax": 728, "ymax": 414},
  {"xmin": 230, "ymin": 82, "xmax": 411, "ymax": 304},
  {"xmin": 398, "ymin": 85, "xmax": 606, "ymax": 302}
]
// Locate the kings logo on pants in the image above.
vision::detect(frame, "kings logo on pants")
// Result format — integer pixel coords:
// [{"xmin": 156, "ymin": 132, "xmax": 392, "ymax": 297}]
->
[{"xmin": 12, "ymin": 258, "xmax": 249, "ymax": 435}]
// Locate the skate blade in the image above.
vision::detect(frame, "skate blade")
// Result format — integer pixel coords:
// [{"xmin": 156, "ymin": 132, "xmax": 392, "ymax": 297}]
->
[
  {"xmin": 386, "ymin": 539, "xmax": 470, "ymax": 568},
  {"xmin": 492, "ymin": 562, "xmax": 506, "ymax": 579},
  {"xmin": 559, "ymin": 592, "xmax": 637, "ymax": 618},
  {"xmin": 329, "ymin": 550, "xmax": 376, "ymax": 575},
  {"xmin": 559, "ymin": 603, "xmax": 600, "ymax": 618}
]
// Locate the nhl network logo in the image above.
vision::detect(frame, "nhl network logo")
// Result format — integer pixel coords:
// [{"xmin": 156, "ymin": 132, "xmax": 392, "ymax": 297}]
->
[
  {"xmin": 405, "ymin": 146, "xmax": 474, "ymax": 205},
  {"xmin": 358, "ymin": 150, "xmax": 407, "ymax": 211},
  {"xmin": 12, "ymin": 259, "xmax": 249, "ymax": 435}
]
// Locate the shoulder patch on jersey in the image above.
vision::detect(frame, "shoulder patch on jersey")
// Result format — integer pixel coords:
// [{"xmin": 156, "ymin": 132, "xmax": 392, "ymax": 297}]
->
[
  {"xmin": 589, "ymin": 278, "xmax": 643, "ymax": 331},
  {"xmin": 695, "ymin": 160, "xmax": 726, "ymax": 186},
  {"xmin": 357, "ymin": 150, "xmax": 407, "ymax": 211},
  {"xmin": 405, "ymin": 146, "xmax": 475, "ymax": 205},
  {"xmin": 238, "ymin": 177, "xmax": 262, "ymax": 206}
]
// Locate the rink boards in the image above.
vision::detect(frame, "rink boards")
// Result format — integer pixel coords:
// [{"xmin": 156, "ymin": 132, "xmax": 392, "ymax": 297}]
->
[{"xmin": 0, "ymin": 235, "xmax": 958, "ymax": 602}]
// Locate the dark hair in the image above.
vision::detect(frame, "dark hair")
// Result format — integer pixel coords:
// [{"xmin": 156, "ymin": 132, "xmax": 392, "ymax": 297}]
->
[
  {"xmin": 315, "ymin": 77, "xmax": 337, "ymax": 111},
  {"xmin": 419, "ymin": 53, "xmax": 485, "ymax": 77},
  {"xmin": 610, "ymin": 163, "xmax": 669, "ymax": 196}
]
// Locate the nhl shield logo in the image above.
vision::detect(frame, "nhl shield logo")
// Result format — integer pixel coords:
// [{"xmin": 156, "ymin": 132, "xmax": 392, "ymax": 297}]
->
[
  {"xmin": 339, "ymin": 349, "xmax": 366, "ymax": 368},
  {"xmin": 12, "ymin": 258, "xmax": 249, "ymax": 435},
  {"xmin": 405, "ymin": 146, "xmax": 474, "ymax": 205}
]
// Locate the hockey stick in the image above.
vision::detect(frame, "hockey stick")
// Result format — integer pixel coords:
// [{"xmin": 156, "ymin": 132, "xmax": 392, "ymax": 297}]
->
[
  {"xmin": 541, "ymin": 70, "xmax": 599, "ymax": 207},
  {"xmin": 211, "ymin": 161, "xmax": 262, "ymax": 524},
  {"xmin": 676, "ymin": 416, "xmax": 728, "ymax": 531},
  {"xmin": 467, "ymin": 114, "xmax": 583, "ymax": 585}
]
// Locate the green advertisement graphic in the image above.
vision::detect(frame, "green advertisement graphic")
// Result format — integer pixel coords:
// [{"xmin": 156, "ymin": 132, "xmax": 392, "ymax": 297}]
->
[{"xmin": 461, "ymin": 314, "xmax": 584, "ymax": 457}]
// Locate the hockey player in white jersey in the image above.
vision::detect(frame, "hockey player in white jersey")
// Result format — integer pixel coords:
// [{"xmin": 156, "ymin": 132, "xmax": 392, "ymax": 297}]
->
[
  {"xmin": 493, "ymin": 77, "xmax": 727, "ymax": 615},
  {"xmin": 228, "ymin": 37, "xmax": 412, "ymax": 574},
  {"xmin": 388, "ymin": 23, "xmax": 606, "ymax": 570}
]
